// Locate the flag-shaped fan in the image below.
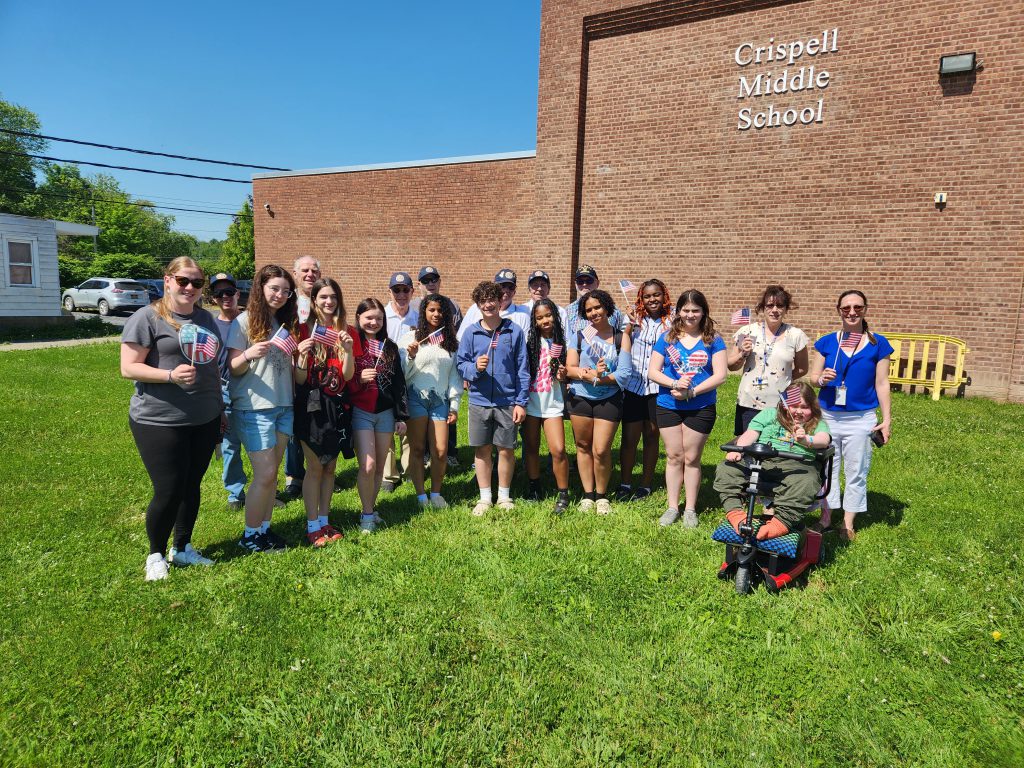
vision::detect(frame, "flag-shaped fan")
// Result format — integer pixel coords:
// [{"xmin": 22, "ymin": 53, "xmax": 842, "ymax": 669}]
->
[
  {"xmin": 269, "ymin": 327, "xmax": 297, "ymax": 356},
  {"xmin": 686, "ymin": 349, "xmax": 709, "ymax": 372},
  {"xmin": 840, "ymin": 331, "xmax": 863, "ymax": 352},
  {"xmin": 422, "ymin": 328, "xmax": 444, "ymax": 346},
  {"xmin": 178, "ymin": 324, "xmax": 219, "ymax": 365},
  {"xmin": 730, "ymin": 307, "xmax": 751, "ymax": 325},
  {"xmin": 312, "ymin": 324, "xmax": 339, "ymax": 347},
  {"xmin": 782, "ymin": 384, "xmax": 803, "ymax": 409}
]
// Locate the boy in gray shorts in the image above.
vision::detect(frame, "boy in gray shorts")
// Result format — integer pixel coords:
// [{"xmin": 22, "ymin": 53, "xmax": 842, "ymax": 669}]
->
[{"xmin": 456, "ymin": 281, "xmax": 530, "ymax": 515}]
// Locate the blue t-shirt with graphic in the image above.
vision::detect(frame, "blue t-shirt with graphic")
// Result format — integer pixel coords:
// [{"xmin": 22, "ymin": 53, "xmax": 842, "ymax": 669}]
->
[{"xmin": 653, "ymin": 333, "xmax": 726, "ymax": 411}]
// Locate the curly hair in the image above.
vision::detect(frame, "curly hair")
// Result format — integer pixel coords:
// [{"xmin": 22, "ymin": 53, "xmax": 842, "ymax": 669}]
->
[
  {"xmin": 667, "ymin": 289, "xmax": 717, "ymax": 346},
  {"xmin": 247, "ymin": 264, "xmax": 298, "ymax": 343},
  {"xmin": 576, "ymin": 289, "xmax": 616, "ymax": 322},
  {"xmin": 527, "ymin": 298, "xmax": 567, "ymax": 380},
  {"xmin": 414, "ymin": 294, "xmax": 459, "ymax": 354},
  {"xmin": 633, "ymin": 279, "xmax": 672, "ymax": 325},
  {"xmin": 471, "ymin": 281, "xmax": 502, "ymax": 306}
]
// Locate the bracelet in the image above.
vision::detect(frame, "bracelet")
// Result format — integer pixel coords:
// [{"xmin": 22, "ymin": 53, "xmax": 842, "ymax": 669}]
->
[
  {"xmin": 817, "ymin": 376, "xmax": 825, "ymax": 386},
  {"xmin": 242, "ymin": 349, "xmax": 250, "ymax": 363},
  {"xmin": 167, "ymin": 369, "xmax": 173, "ymax": 383}
]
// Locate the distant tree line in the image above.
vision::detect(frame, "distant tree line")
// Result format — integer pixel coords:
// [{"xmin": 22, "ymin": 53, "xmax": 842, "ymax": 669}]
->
[{"xmin": 0, "ymin": 95, "xmax": 255, "ymax": 286}]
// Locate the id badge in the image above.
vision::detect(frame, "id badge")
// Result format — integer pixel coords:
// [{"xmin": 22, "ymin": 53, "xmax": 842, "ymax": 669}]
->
[
  {"xmin": 834, "ymin": 385, "xmax": 847, "ymax": 406},
  {"xmin": 307, "ymin": 388, "xmax": 322, "ymax": 413}
]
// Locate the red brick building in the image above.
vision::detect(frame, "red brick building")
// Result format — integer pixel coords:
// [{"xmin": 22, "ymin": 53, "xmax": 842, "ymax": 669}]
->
[{"xmin": 254, "ymin": 0, "xmax": 1024, "ymax": 401}]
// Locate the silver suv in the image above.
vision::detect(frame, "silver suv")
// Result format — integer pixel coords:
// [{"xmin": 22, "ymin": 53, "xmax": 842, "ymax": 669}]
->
[{"xmin": 62, "ymin": 277, "xmax": 151, "ymax": 316}]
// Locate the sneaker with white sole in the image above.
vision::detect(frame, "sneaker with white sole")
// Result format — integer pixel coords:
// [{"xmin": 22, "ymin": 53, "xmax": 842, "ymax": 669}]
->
[
  {"xmin": 446, "ymin": 455, "xmax": 461, "ymax": 468},
  {"xmin": 145, "ymin": 553, "xmax": 169, "ymax": 581},
  {"xmin": 578, "ymin": 498, "xmax": 596, "ymax": 512},
  {"xmin": 169, "ymin": 544, "xmax": 214, "ymax": 567},
  {"xmin": 659, "ymin": 508, "xmax": 680, "ymax": 527},
  {"xmin": 496, "ymin": 499, "xmax": 515, "ymax": 512},
  {"xmin": 682, "ymin": 508, "xmax": 699, "ymax": 528},
  {"xmin": 471, "ymin": 500, "xmax": 492, "ymax": 517},
  {"xmin": 429, "ymin": 495, "xmax": 449, "ymax": 508},
  {"xmin": 360, "ymin": 515, "xmax": 377, "ymax": 534},
  {"xmin": 595, "ymin": 498, "xmax": 612, "ymax": 516}
]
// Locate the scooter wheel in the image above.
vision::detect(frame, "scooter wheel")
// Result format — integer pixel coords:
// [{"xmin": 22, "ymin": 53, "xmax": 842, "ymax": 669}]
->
[{"xmin": 735, "ymin": 564, "xmax": 752, "ymax": 595}]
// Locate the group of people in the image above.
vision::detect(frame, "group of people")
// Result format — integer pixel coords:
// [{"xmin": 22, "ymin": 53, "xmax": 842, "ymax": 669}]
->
[{"xmin": 121, "ymin": 256, "xmax": 893, "ymax": 582}]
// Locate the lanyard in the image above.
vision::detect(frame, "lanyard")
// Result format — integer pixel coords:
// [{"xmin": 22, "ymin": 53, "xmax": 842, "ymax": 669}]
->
[
  {"xmin": 834, "ymin": 331, "xmax": 857, "ymax": 386},
  {"xmin": 759, "ymin": 323, "xmax": 785, "ymax": 379}
]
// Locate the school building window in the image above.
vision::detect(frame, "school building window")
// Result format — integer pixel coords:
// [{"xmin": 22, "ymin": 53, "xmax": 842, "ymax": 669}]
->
[{"xmin": 6, "ymin": 239, "xmax": 36, "ymax": 286}]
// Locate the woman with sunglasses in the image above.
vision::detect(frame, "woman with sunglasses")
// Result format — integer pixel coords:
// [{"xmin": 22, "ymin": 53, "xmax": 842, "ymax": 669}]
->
[
  {"xmin": 809, "ymin": 290, "xmax": 893, "ymax": 542},
  {"xmin": 121, "ymin": 258, "xmax": 223, "ymax": 581},
  {"xmin": 227, "ymin": 264, "xmax": 299, "ymax": 554},
  {"xmin": 727, "ymin": 285, "xmax": 809, "ymax": 435}
]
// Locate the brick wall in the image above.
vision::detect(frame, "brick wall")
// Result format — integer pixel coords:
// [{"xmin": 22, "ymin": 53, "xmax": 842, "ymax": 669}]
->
[{"xmin": 253, "ymin": 156, "xmax": 539, "ymax": 314}]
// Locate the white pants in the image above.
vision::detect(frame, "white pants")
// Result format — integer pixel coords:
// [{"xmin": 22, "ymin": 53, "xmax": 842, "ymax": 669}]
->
[{"xmin": 821, "ymin": 409, "xmax": 875, "ymax": 514}]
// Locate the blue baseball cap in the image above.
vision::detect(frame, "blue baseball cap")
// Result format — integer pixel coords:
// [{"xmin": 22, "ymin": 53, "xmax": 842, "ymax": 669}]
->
[
  {"xmin": 418, "ymin": 266, "xmax": 441, "ymax": 283},
  {"xmin": 494, "ymin": 268, "xmax": 517, "ymax": 286},
  {"xmin": 389, "ymin": 271, "xmax": 413, "ymax": 289},
  {"xmin": 210, "ymin": 272, "xmax": 236, "ymax": 287},
  {"xmin": 527, "ymin": 270, "xmax": 550, "ymax": 285}
]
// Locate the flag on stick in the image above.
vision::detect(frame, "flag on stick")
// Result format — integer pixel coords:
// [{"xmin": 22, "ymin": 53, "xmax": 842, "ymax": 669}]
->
[
  {"xmin": 365, "ymin": 338, "xmax": 383, "ymax": 359},
  {"xmin": 549, "ymin": 342, "xmax": 564, "ymax": 359},
  {"xmin": 840, "ymin": 331, "xmax": 863, "ymax": 352},
  {"xmin": 489, "ymin": 329, "xmax": 500, "ymax": 349},
  {"xmin": 665, "ymin": 344, "xmax": 683, "ymax": 370},
  {"xmin": 782, "ymin": 384, "xmax": 803, "ymax": 409},
  {"xmin": 421, "ymin": 328, "xmax": 444, "ymax": 346},
  {"xmin": 312, "ymin": 324, "xmax": 339, "ymax": 347},
  {"xmin": 270, "ymin": 327, "xmax": 297, "ymax": 356},
  {"xmin": 730, "ymin": 307, "xmax": 751, "ymax": 325}
]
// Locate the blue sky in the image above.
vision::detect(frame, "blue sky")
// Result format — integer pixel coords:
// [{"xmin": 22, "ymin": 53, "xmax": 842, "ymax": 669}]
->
[{"xmin": 0, "ymin": 1, "xmax": 540, "ymax": 240}]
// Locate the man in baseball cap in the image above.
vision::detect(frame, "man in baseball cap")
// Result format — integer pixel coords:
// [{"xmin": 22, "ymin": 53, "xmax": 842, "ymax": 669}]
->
[
  {"xmin": 382, "ymin": 271, "xmax": 419, "ymax": 493},
  {"xmin": 208, "ymin": 272, "xmax": 247, "ymax": 512},
  {"xmin": 566, "ymin": 263, "xmax": 625, "ymax": 336}
]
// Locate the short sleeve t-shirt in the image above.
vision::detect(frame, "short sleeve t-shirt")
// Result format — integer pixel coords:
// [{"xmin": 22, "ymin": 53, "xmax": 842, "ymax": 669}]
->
[
  {"xmin": 527, "ymin": 338, "xmax": 566, "ymax": 418},
  {"xmin": 121, "ymin": 304, "xmax": 223, "ymax": 426},
  {"xmin": 227, "ymin": 312, "xmax": 296, "ymax": 411},
  {"xmin": 653, "ymin": 333, "xmax": 726, "ymax": 411},
  {"xmin": 733, "ymin": 322, "xmax": 809, "ymax": 409},
  {"xmin": 814, "ymin": 332, "xmax": 894, "ymax": 411},
  {"xmin": 749, "ymin": 408, "xmax": 831, "ymax": 459}
]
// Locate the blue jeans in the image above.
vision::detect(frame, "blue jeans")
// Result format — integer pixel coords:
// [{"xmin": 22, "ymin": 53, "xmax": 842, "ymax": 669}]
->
[{"xmin": 221, "ymin": 389, "xmax": 246, "ymax": 503}]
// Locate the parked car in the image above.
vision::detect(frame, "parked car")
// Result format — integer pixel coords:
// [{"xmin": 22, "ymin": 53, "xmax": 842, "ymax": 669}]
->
[
  {"xmin": 134, "ymin": 278, "xmax": 164, "ymax": 302},
  {"xmin": 61, "ymin": 277, "xmax": 151, "ymax": 316},
  {"xmin": 236, "ymin": 280, "xmax": 252, "ymax": 307}
]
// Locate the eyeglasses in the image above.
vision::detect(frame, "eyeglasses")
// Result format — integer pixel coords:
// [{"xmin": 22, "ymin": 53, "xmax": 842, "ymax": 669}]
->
[
  {"xmin": 213, "ymin": 289, "xmax": 237, "ymax": 298},
  {"xmin": 392, "ymin": 286, "xmax": 412, "ymax": 294},
  {"xmin": 267, "ymin": 286, "xmax": 293, "ymax": 297},
  {"xmin": 171, "ymin": 275, "xmax": 205, "ymax": 289},
  {"xmin": 839, "ymin": 305, "xmax": 865, "ymax": 315}
]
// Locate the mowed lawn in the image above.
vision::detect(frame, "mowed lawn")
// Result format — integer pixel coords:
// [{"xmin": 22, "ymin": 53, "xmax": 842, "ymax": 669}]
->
[{"xmin": 1, "ymin": 342, "xmax": 1022, "ymax": 767}]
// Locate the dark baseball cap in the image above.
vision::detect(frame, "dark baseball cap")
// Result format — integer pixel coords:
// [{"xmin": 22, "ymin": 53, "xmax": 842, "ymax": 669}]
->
[
  {"xmin": 494, "ymin": 268, "xmax": 517, "ymax": 285},
  {"xmin": 527, "ymin": 270, "xmax": 550, "ymax": 285},
  {"xmin": 575, "ymin": 264, "xmax": 598, "ymax": 280},
  {"xmin": 210, "ymin": 272, "xmax": 236, "ymax": 287},
  {"xmin": 389, "ymin": 271, "xmax": 413, "ymax": 289},
  {"xmin": 418, "ymin": 266, "xmax": 441, "ymax": 283}
]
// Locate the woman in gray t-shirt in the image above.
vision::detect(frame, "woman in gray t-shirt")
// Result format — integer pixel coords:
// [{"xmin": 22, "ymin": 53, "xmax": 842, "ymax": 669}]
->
[{"xmin": 120, "ymin": 258, "xmax": 224, "ymax": 581}]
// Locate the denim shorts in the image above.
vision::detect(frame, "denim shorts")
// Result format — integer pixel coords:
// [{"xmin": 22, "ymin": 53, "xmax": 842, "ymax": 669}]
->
[
  {"xmin": 408, "ymin": 389, "xmax": 450, "ymax": 422},
  {"xmin": 235, "ymin": 406, "xmax": 294, "ymax": 452},
  {"xmin": 352, "ymin": 405, "xmax": 396, "ymax": 433}
]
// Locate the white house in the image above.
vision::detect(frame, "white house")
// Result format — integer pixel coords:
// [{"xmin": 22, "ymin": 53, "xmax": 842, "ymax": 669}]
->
[{"xmin": 0, "ymin": 212, "xmax": 99, "ymax": 320}]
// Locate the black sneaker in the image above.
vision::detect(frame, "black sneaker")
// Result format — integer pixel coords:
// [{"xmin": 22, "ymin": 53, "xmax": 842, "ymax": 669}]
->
[
  {"xmin": 553, "ymin": 494, "xmax": 570, "ymax": 516},
  {"xmin": 630, "ymin": 486, "xmax": 652, "ymax": 501},
  {"xmin": 276, "ymin": 485, "xmax": 301, "ymax": 503},
  {"xmin": 526, "ymin": 484, "xmax": 543, "ymax": 502},
  {"xmin": 614, "ymin": 484, "xmax": 633, "ymax": 502},
  {"xmin": 238, "ymin": 532, "xmax": 275, "ymax": 553},
  {"xmin": 262, "ymin": 530, "xmax": 289, "ymax": 551}
]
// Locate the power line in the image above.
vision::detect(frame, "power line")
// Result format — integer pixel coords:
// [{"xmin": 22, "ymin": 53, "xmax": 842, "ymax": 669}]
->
[
  {"xmin": 0, "ymin": 127, "xmax": 290, "ymax": 171},
  {"xmin": 0, "ymin": 149, "xmax": 252, "ymax": 183},
  {"xmin": 0, "ymin": 184, "xmax": 252, "ymax": 218}
]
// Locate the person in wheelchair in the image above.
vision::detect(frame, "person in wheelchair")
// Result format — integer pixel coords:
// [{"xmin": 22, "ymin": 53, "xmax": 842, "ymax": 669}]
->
[{"xmin": 714, "ymin": 382, "xmax": 831, "ymax": 541}]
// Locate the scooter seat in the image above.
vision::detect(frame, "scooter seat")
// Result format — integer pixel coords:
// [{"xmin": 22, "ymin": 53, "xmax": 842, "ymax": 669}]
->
[{"xmin": 711, "ymin": 520, "xmax": 801, "ymax": 558}]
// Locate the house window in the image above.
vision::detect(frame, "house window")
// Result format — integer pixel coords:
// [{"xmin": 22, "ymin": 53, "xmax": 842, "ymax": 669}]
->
[{"xmin": 7, "ymin": 240, "xmax": 36, "ymax": 286}]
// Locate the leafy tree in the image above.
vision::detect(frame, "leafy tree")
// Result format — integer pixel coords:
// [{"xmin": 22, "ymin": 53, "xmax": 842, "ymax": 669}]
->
[
  {"xmin": 90, "ymin": 252, "xmax": 162, "ymax": 279},
  {"xmin": 220, "ymin": 198, "xmax": 255, "ymax": 279},
  {"xmin": 0, "ymin": 95, "xmax": 46, "ymax": 215},
  {"xmin": 58, "ymin": 254, "xmax": 91, "ymax": 288}
]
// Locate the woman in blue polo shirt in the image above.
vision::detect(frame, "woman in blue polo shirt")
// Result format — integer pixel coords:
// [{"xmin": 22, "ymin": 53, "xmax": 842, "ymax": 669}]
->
[
  {"xmin": 647, "ymin": 289, "xmax": 727, "ymax": 529},
  {"xmin": 809, "ymin": 290, "xmax": 893, "ymax": 542}
]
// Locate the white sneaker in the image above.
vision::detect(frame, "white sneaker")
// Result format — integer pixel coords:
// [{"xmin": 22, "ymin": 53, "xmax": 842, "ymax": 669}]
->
[
  {"xmin": 471, "ymin": 500, "xmax": 492, "ymax": 517},
  {"xmin": 579, "ymin": 498, "xmax": 596, "ymax": 512},
  {"xmin": 169, "ymin": 544, "xmax": 214, "ymax": 567},
  {"xmin": 682, "ymin": 508, "xmax": 699, "ymax": 528},
  {"xmin": 145, "ymin": 553, "xmax": 169, "ymax": 581},
  {"xmin": 496, "ymin": 498, "xmax": 515, "ymax": 512},
  {"xmin": 659, "ymin": 508, "xmax": 680, "ymax": 527},
  {"xmin": 429, "ymin": 495, "xmax": 449, "ymax": 508},
  {"xmin": 595, "ymin": 498, "xmax": 612, "ymax": 516},
  {"xmin": 360, "ymin": 515, "xmax": 377, "ymax": 534}
]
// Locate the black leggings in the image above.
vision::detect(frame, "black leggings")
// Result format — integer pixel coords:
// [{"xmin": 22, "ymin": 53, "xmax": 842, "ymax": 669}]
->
[{"xmin": 130, "ymin": 417, "xmax": 220, "ymax": 555}]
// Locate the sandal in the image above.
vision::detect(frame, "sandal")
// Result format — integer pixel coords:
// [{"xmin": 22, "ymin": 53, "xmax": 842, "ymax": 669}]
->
[{"xmin": 839, "ymin": 527, "xmax": 857, "ymax": 543}]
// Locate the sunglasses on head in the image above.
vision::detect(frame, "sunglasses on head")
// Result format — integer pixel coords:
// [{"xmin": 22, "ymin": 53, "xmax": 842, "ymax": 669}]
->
[
  {"xmin": 213, "ymin": 288, "xmax": 237, "ymax": 298},
  {"xmin": 171, "ymin": 275, "xmax": 205, "ymax": 289}
]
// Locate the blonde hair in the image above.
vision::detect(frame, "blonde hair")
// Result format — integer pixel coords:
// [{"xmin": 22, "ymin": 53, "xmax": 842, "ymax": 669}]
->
[{"xmin": 154, "ymin": 257, "xmax": 203, "ymax": 330}]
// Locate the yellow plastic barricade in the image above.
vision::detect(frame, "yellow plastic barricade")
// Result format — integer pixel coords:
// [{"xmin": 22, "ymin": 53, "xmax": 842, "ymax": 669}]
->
[{"xmin": 886, "ymin": 333, "xmax": 970, "ymax": 400}]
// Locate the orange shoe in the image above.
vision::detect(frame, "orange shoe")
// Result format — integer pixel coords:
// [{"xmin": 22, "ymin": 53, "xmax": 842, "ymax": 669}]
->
[
  {"xmin": 320, "ymin": 524, "xmax": 343, "ymax": 541},
  {"xmin": 756, "ymin": 517, "xmax": 790, "ymax": 540},
  {"xmin": 306, "ymin": 529, "xmax": 330, "ymax": 548},
  {"xmin": 726, "ymin": 508, "xmax": 746, "ymax": 534}
]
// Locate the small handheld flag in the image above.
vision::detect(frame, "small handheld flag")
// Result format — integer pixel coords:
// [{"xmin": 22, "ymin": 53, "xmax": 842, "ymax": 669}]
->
[
  {"xmin": 840, "ymin": 331, "xmax": 863, "ymax": 352},
  {"xmin": 549, "ymin": 342, "xmax": 564, "ymax": 359},
  {"xmin": 489, "ymin": 330, "xmax": 500, "ymax": 349},
  {"xmin": 422, "ymin": 328, "xmax": 444, "ymax": 346},
  {"xmin": 686, "ymin": 349, "xmax": 709, "ymax": 372},
  {"xmin": 730, "ymin": 307, "xmax": 751, "ymax": 326},
  {"xmin": 269, "ymin": 327, "xmax": 298, "ymax": 356},
  {"xmin": 782, "ymin": 385, "xmax": 803, "ymax": 409},
  {"xmin": 581, "ymin": 324, "xmax": 599, "ymax": 344},
  {"xmin": 178, "ymin": 324, "xmax": 219, "ymax": 365},
  {"xmin": 619, "ymin": 279, "xmax": 637, "ymax": 292},
  {"xmin": 365, "ymin": 338, "xmax": 384, "ymax": 359},
  {"xmin": 665, "ymin": 345, "xmax": 683, "ymax": 369},
  {"xmin": 312, "ymin": 324, "xmax": 339, "ymax": 347}
]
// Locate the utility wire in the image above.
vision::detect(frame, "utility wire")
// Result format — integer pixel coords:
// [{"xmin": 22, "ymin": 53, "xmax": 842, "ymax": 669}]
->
[
  {"xmin": 0, "ymin": 149, "xmax": 252, "ymax": 183},
  {"xmin": 0, "ymin": 184, "xmax": 252, "ymax": 218},
  {"xmin": 0, "ymin": 127, "xmax": 290, "ymax": 171}
]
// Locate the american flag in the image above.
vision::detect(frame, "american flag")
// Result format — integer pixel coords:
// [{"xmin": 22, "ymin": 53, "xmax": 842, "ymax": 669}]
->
[
  {"xmin": 549, "ymin": 342, "xmax": 564, "ymax": 359},
  {"xmin": 422, "ymin": 328, "xmax": 444, "ymax": 346},
  {"xmin": 782, "ymin": 384, "xmax": 803, "ymax": 409},
  {"xmin": 731, "ymin": 307, "xmax": 751, "ymax": 325},
  {"xmin": 665, "ymin": 344, "xmax": 683, "ymax": 369},
  {"xmin": 489, "ymin": 330, "xmax": 500, "ymax": 349},
  {"xmin": 195, "ymin": 329, "xmax": 218, "ymax": 362},
  {"xmin": 581, "ymin": 323, "xmax": 599, "ymax": 344},
  {"xmin": 619, "ymin": 279, "xmax": 638, "ymax": 293},
  {"xmin": 840, "ymin": 331, "xmax": 863, "ymax": 352},
  {"xmin": 686, "ymin": 349, "xmax": 709, "ymax": 372},
  {"xmin": 269, "ymin": 327, "xmax": 297, "ymax": 356},
  {"xmin": 312, "ymin": 324, "xmax": 339, "ymax": 347},
  {"xmin": 365, "ymin": 338, "xmax": 384, "ymax": 358}
]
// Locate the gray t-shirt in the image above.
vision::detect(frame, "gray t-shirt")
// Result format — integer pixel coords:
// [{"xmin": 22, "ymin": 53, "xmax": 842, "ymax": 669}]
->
[
  {"xmin": 227, "ymin": 312, "xmax": 296, "ymax": 411},
  {"xmin": 121, "ymin": 304, "xmax": 223, "ymax": 426}
]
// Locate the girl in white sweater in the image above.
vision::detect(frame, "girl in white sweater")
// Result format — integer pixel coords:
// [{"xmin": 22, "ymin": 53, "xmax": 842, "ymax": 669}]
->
[{"xmin": 398, "ymin": 294, "xmax": 462, "ymax": 508}]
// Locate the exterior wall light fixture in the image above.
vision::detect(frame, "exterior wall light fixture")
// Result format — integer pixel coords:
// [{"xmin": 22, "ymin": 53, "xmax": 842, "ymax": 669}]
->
[{"xmin": 939, "ymin": 52, "xmax": 978, "ymax": 75}]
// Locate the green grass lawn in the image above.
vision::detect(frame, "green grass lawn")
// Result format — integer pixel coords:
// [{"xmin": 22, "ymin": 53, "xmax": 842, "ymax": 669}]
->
[{"xmin": 1, "ymin": 344, "xmax": 1021, "ymax": 767}]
